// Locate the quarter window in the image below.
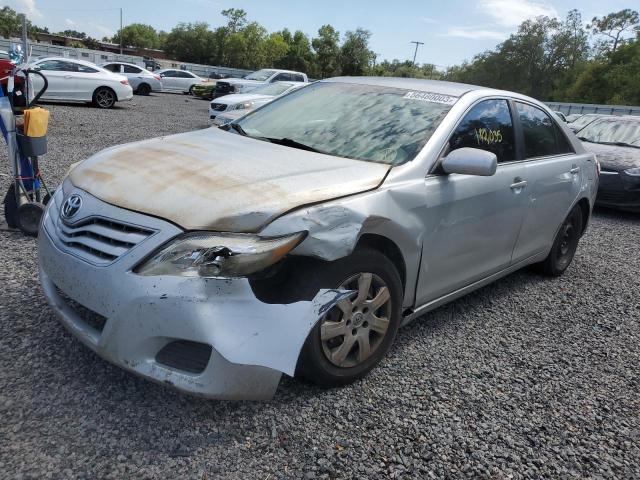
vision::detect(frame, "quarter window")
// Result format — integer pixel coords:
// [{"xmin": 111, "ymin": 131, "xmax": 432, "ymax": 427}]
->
[
  {"xmin": 449, "ymin": 99, "xmax": 516, "ymax": 163},
  {"xmin": 77, "ymin": 64, "xmax": 98, "ymax": 73},
  {"xmin": 516, "ymin": 102, "xmax": 572, "ymax": 158}
]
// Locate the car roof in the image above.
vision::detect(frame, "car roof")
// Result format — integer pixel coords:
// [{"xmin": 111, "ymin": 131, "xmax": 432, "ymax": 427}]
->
[
  {"xmin": 33, "ymin": 56, "xmax": 99, "ymax": 68},
  {"xmin": 323, "ymin": 77, "xmax": 486, "ymax": 97},
  {"xmin": 100, "ymin": 61, "xmax": 143, "ymax": 68}
]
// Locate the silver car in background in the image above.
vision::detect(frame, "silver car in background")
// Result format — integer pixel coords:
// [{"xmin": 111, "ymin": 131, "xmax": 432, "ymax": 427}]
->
[
  {"xmin": 209, "ymin": 81, "xmax": 306, "ymax": 123},
  {"xmin": 38, "ymin": 77, "xmax": 598, "ymax": 400},
  {"xmin": 100, "ymin": 62, "xmax": 162, "ymax": 95}
]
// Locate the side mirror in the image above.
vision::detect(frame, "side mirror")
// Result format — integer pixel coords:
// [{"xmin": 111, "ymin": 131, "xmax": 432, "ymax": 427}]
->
[{"xmin": 442, "ymin": 147, "xmax": 497, "ymax": 176}]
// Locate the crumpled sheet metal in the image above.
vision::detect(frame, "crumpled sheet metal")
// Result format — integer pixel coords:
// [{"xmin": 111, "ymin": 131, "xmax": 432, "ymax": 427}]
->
[
  {"xmin": 201, "ymin": 285, "xmax": 353, "ymax": 376},
  {"xmin": 262, "ymin": 179, "xmax": 427, "ymax": 306}
]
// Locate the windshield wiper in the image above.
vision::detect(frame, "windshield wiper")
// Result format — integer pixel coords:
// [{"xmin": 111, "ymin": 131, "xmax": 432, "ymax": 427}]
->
[
  {"xmin": 598, "ymin": 141, "xmax": 640, "ymax": 149},
  {"xmin": 261, "ymin": 137, "xmax": 329, "ymax": 155},
  {"xmin": 229, "ymin": 123, "xmax": 248, "ymax": 136}
]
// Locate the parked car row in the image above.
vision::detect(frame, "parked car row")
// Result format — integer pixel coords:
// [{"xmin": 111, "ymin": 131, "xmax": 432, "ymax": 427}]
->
[{"xmin": 21, "ymin": 58, "xmax": 309, "ymax": 110}]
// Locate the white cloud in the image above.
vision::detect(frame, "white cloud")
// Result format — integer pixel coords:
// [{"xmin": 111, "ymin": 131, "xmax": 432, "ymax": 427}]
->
[
  {"xmin": 87, "ymin": 22, "xmax": 115, "ymax": 37},
  {"xmin": 420, "ymin": 17, "xmax": 438, "ymax": 24},
  {"xmin": 439, "ymin": 27, "xmax": 506, "ymax": 40},
  {"xmin": 64, "ymin": 18, "xmax": 76, "ymax": 27},
  {"xmin": 477, "ymin": 0, "xmax": 558, "ymax": 27},
  {"xmin": 3, "ymin": 0, "xmax": 42, "ymax": 18}
]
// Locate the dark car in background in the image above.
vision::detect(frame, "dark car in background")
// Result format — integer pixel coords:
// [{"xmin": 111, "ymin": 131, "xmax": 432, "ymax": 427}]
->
[{"xmin": 578, "ymin": 116, "xmax": 640, "ymax": 212}]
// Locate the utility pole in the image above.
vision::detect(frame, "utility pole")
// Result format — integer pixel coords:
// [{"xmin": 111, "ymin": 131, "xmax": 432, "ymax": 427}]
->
[
  {"xmin": 410, "ymin": 41, "xmax": 424, "ymax": 66},
  {"xmin": 119, "ymin": 8, "xmax": 123, "ymax": 54}
]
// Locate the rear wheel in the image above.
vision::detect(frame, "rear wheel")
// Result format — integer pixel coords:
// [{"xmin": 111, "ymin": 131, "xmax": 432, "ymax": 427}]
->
[
  {"xmin": 294, "ymin": 248, "xmax": 403, "ymax": 386},
  {"xmin": 535, "ymin": 206, "xmax": 583, "ymax": 276},
  {"xmin": 187, "ymin": 85, "xmax": 195, "ymax": 95},
  {"xmin": 136, "ymin": 83, "xmax": 151, "ymax": 96},
  {"xmin": 92, "ymin": 87, "xmax": 116, "ymax": 109}
]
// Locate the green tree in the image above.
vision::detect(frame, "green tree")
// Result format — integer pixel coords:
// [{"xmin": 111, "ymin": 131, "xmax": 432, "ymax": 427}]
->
[
  {"xmin": 164, "ymin": 22, "xmax": 215, "ymax": 64},
  {"xmin": 590, "ymin": 9, "xmax": 640, "ymax": 53},
  {"xmin": 261, "ymin": 32, "xmax": 289, "ymax": 67},
  {"xmin": 56, "ymin": 29, "xmax": 86, "ymax": 39},
  {"xmin": 312, "ymin": 25, "xmax": 340, "ymax": 78},
  {"xmin": 221, "ymin": 8, "xmax": 247, "ymax": 34},
  {"xmin": 0, "ymin": 6, "xmax": 48, "ymax": 40},
  {"xmin": 339, "ymin": 28, "xmax": 375, "ymax": 75},
  {"xmin": 276, "ymin": 29, "xmax": 315, "ymax": 73},
  {"xmin": 112, "ymin": 23, "xmax": 159, "ymax": 49}
]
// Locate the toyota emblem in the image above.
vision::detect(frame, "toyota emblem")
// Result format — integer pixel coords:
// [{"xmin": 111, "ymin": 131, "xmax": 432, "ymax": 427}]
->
[{"xmin": 61, "ymin": 194, "xmax": 83, "ymax": 219}]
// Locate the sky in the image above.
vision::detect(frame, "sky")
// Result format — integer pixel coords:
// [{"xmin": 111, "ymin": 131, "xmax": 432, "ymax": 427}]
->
[{"xmin": 1, "ymin": 0, "xmax": 636, "ymax": 68}]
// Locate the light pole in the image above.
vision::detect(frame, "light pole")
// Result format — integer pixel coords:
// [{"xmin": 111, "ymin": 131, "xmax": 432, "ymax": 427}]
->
[
  {"xmin": 119, "ymin": 8, "xmax": 123, "ymax": 54},
  {"xmin": 410, "ymin": 41, "xmax": 424, "ymax": 66}
]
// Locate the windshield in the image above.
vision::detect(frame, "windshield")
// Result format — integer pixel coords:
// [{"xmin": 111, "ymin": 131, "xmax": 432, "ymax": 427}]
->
[
  {"xmin": 579, "ymin": 118, "xmax": 640, "ymax": 146},
  {"xmin": 244, "ymin": 69, "xmax": 276, "ymax": 81},
  {"xmin": 251, "ymin": 82, "xmax": 295, "ymax": 96},
  {"xmin": 234, "ymin": 82, "xmax": 455, "ymax": 165}
]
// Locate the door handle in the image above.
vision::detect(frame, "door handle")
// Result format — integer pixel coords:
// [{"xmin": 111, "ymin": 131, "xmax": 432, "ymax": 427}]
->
[
  {"xmin": 510, "ymin": 180, "xmax": 528, "ymax": 190},
  {"xmin": 64, "ymin": 75, "xmax": 73, "ymax": 79},
  {"xmin": 570, "ymin": 166, "xmax": 580, "ymax": 174}
]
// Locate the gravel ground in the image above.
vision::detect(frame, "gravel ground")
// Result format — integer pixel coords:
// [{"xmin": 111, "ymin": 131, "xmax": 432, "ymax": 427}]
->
[{"xmin": 1, "ymin": 94, "xmax": 639, "ymax": 479}]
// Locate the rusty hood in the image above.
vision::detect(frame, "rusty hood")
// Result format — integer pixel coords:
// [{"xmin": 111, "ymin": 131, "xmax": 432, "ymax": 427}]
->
[{"xmin": 68, "ymin": 127, "xmax": 391, "ymax": 232}]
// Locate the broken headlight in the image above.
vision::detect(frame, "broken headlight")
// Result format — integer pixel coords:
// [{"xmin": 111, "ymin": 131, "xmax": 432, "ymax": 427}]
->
[{"xmin": 134, "ymin": 232, "xmax": 305, "ymax": 278}]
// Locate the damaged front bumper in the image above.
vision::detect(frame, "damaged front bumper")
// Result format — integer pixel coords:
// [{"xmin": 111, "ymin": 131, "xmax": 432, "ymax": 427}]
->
[{"xmin": 38, "ymin": 188, "xmax": 349, "ymax": 400}]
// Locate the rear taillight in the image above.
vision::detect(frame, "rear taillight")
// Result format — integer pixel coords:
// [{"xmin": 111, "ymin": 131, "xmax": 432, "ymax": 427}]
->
[
  {"xmin": 120, "ymin": 80, "xmax": 129, "ymax": 85},
  {"xmin": 154, "ymin": 75, "xmax": 161, "ymax": 81}
]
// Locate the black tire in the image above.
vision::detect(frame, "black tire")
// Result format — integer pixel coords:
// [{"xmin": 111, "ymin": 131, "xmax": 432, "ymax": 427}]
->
[
  {"xmin": 92, "ymin": 87, "xmax": 117, "ymax": 109},
  {"xmin": 16, "ymin": 202, "xmax": 45, "ymax": 237},
  {"xmin": 294, "ymin": 248, "xmax": 403, "ymax": 387},
  {"xmin": 136, "ymin": 83, "xmax": 151, "ymax": 96},
  {"xmin": 535, "ymin": 206, "xmax": 583, "ymax": 276},
  {"xmin": 3, "ymin": 184, "xmax": 18, "ymax": 228}
]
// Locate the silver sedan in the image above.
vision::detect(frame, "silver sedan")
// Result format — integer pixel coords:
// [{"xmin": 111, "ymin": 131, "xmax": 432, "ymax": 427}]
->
[
  {"xmin": 38, "ymin": 77, "xmax": 598, "ymax": 400},
  {"xmin": 100, "ymin": 62, "xmax": 162, "ymax": 95}
]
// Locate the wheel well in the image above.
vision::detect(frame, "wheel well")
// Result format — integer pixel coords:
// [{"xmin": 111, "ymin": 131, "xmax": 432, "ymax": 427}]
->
[
  {"xmin": 355, "ymin": 234, "xmax": 406, "ymax": 290},
  {"xmin": 93, "ymin": 86, "xmax": 116, "ymax": 98},
  {"xmin": 576, "ymin": 198, "xmax": 590, "ymax": 236},
  {"xmin": 137, "ymin": 82, "xmax": 150, "ymax": 89}
]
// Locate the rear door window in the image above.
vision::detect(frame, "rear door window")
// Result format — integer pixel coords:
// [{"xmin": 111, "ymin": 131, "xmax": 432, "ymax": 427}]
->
[
  {"xmin": 102, "ymin": 63, "xmax": 121, "ymax": 73},
  {"xmin": 516, "ymin": 102, "xmax": 573, "ymax": 158},
  {"xmin": 123, "ymin": 65, "xmax": 142, "ymax": 74},
  {"xmin": 449, "ymin": 99, "xmax": 516, "ymax": 163}
]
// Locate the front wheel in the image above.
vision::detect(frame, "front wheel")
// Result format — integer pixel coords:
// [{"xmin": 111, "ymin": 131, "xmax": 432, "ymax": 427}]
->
[
  {"xmin": 535, "ymin": 205, "xmax": 583, "ymax": 276},
  {"xmin": 294, "ymin": 248, "xmax": 403, "ymax": 386},
  {"xmin": 136, "ymin": 83, "xmax": 151, "ymax": 96},
  {"xmin": 92, "ymin": 87, "xmax": 116, "ymax": 109}
]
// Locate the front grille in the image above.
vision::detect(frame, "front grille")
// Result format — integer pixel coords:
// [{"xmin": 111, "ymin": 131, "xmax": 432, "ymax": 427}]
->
[
  {"xmin": 597, "ymin": 190, "xmax": 627, "ymax": 203},
  {"xmin": 210, "ymin": 103, "xmax": 227, "ymax": 112},
  {"xmin": 156, "ymin": 340, "xmax": 212, "ymax": 374},
  {"xmin": 55, "ymin": 216, "xmax": 154, "ymax": 265},
  {"xmin": 214, "ymin": 82, "xmax": 233, "ymax": 96},
  {"xmin": 54, "ymin": 285, "xmax": 107, "ymax": 332}
]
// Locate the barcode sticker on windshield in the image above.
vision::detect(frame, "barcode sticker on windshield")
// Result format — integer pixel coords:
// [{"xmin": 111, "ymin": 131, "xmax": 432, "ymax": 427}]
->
[{"xmin": 404, "ymin": 91, "xmax": 458, "ymax": 105}]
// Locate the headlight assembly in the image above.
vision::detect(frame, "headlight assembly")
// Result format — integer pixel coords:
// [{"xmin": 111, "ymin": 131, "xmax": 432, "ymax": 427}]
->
[
  {"xmin": 625, "ymin": 166, "xmax": 640, "ymax": 176},
  {"xmin": 134, "ymin": 232, "xmax": 305, "ymax": 278},
  {"xmin": 235, "ymin": 101, "xmax": 253, "ymax": 110}
]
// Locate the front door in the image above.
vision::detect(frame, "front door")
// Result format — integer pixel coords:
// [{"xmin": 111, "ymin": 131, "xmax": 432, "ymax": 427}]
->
[
  {"xmin": 32, "ymin": 59, "xmax": 78, "ymax": 100},
  {"xmin": 416, "ymin": 98, "xmax": 528, "ymax": 304}
]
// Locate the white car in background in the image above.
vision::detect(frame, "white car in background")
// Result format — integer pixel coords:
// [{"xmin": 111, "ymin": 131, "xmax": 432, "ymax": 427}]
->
[
  {"xmin": 29, "ymin": 57, "xmax": 133, "ymax": 109},
  {"xmin": 155, "ymin": 69, "xmax": 205, "ymax": 94},
  {"xmin": 99, "ymin": 62, "xmax": 162, "ymax": 96},
  {"xmin": 213, "ymin": 69, "xmax": 308, "ymax": 97},
  {"xmin": 209, "ymin": 81, "xmax": 305, "ymax": 122}
]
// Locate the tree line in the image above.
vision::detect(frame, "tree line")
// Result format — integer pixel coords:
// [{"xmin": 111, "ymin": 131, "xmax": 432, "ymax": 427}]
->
[{"xmin": 0, "ymin": 6, "xmax": 638, "ymax": 105}]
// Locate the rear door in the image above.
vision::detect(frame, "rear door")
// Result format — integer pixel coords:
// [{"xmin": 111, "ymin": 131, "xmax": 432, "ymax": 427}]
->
[
  {"xmin": 416, "ymin": 98, "xmax": 529, "ymax": 304},
  {"xmin": 123, "ymin": 64, "xmax": 144, "ymax": 90},
  {"xmin": 510, "ymin": 102, "xmax": 583, "ymax": 262},
  {"xmin": 160, "ymin": 70, "xmax": 178, "ymax": 91}
]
